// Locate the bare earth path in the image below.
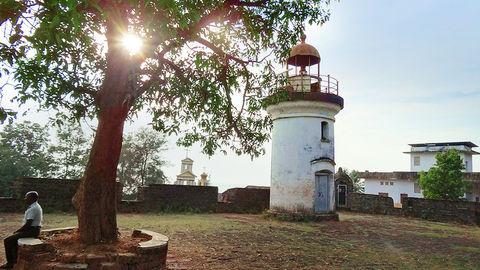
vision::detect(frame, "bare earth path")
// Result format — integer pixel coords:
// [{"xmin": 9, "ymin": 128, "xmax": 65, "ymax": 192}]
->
[{"xmin": 1, "ymin": 212, "xmax": 479, "ymax": 269}]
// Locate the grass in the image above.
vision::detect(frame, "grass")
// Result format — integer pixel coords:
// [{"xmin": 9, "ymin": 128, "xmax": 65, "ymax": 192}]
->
[{"xmin": 1, "ymin": 212, "xmax": 480, "ymax": 269}]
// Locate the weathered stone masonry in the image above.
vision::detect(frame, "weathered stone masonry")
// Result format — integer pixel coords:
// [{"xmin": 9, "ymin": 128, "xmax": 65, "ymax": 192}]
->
[{"xmin": 347, "ymin": 192, "xmax": 480, "ymax": 225}]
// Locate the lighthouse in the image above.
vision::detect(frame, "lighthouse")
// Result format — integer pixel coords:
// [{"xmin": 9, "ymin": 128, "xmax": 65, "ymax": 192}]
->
[{"xmin": 267, "ymin": 35, "xmax": 344, "ymax": 220}]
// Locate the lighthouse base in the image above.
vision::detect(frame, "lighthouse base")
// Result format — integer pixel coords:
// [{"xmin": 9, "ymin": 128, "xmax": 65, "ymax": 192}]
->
[{"xmin": 266, "ymin": 210, "xmax": 339, "ymax": 222}]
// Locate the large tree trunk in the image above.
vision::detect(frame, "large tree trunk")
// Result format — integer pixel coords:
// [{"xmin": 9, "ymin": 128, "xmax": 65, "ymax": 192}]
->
[
  {"xmin": 73, "ymin": 5, "xmax": 133, "ymax": 244},
  {"xmin": 73, "ymin": 106, "xmax": 129, "ymax": 244}
]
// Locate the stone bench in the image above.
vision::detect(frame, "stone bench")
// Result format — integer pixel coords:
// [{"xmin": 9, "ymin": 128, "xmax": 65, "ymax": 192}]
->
[{"xmin": 14, "ymin": 228, "xmax": 169, "ymax": 270}]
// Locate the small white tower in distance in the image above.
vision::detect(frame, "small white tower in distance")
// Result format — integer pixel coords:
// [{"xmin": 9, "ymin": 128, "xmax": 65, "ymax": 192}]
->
[
  {"xmin": 199, "ymin": 172, "xmax": 208, "ymax": 186},
  {"xmin": 175, "ymin": 157, "xmax": 196, "ymax": 185},
  {"xmin": 267, "ymin": 34, "xmax": 344, "ymax": 220}
]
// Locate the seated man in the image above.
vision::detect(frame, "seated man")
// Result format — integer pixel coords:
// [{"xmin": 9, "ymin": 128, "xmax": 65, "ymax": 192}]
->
[{"xmin": 1, "ymin": 191, "xmax": 43, "ymax": 269}]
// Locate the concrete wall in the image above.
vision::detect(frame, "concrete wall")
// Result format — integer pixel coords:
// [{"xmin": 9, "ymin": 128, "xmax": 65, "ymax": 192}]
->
[
  {"xmin": 346, "ymin": 193, "xmax": 480, "ymax": 225},
  {"xmin": 402, "ymin": 197, "xmax": 480, "ymax": 225},
  {"xmin": 362, "ymin": 172, "xmax": 480, "ymax": 204},
  {"xmin": 0, "ymin": 178, "xmax": 123, "ymax": 212},
  {"xmin": 347, "ymin": 193, "xmax": 400, "ymax": 215},
  {"xmin": 0, "ymin": 178, "xmax": 272, "ymax": 214},
  {"xmin": 268, "ymin": 101, "xmax": 341, "ymax": 213},
  {"xmin": 218, "ymin": 187, "xmax": 270, "ymax": 213},
  {"xmin": 138, "ymin": 184, "xmax": 218, "ymax": 212},
  {"xmin": 7, "ymin": 178, "xmax": 80, "ymax": 212},
  {"xmin": 410, "ymin": 152, "xmax": 437, "ymax": 172},
  {"xmin": 364, "ymin": 179, "xmax": 422, "ymax": 204},
  {"xmin": 0, "ymin": 197, "xmax": 23, "ymax": 213},
  {"xmin": 410, "ymin": 152, "xmax": 473, "ymax": 172},
  {"xmin": 464, "ymin": 153, "xmax": 473, "ymax": 172}
]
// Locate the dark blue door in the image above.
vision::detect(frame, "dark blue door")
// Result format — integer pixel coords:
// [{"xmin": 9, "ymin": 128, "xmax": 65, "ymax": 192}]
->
[{"xmin": 314, "ymin": 174, "xmax": 329, "ymax": 212}]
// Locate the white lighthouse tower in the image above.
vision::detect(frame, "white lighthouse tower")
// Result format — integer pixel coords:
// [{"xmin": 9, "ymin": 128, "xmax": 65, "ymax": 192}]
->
[{"xmin": 267, "ymin": 35, "xmax": 344, "ymax": 220}]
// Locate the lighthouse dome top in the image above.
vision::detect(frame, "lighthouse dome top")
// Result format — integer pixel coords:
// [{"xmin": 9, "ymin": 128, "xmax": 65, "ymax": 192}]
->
[{"xmin": 287, "ymin": 34, "xmax": 320, "ymax": 66}]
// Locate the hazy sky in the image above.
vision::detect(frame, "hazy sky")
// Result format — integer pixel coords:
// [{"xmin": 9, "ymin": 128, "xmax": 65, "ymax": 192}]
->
[{"xmin": 2, "ymin": 1, "xmax": 480, "ymax": 192}]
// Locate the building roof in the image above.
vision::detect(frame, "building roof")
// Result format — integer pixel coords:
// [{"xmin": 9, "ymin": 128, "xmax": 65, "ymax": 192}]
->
[
  {"xmin": 181, "ymin": 157, "xmax": 194, "ymax": 163},
  {"xmin": 358, "ymin": 171, "xmax": 480, "ymax": 182},
  {"xmin": 287, "ymin": 35, "xmax": 320, "ymax": 66},
  {"xmin": 176, "ymin": 171, "xmax": 196, "ymax": 179},
  {"xmin": 408, "ymin": 142, "xmax": 478, "ymax": 148}
]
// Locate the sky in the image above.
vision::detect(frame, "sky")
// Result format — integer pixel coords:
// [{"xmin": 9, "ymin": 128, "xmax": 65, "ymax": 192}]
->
[{"xmin": 2, "ymin": 0, "xmax": 480, "ymax": 192}]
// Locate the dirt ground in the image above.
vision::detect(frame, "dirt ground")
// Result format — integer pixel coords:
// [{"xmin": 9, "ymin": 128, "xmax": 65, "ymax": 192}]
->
[{"xmin": 0, "ymin": 212, "xmax": 479, "ymax": 269}]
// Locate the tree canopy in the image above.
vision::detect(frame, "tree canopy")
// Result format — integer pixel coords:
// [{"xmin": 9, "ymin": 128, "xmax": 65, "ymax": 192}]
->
[
  {"xmin": 118, "ymin": 127, "xmax": 168, "ymax": 195},
  {"xmin": 0, "ymin": 121, "xmax": 54, "ymax": 195},
  {"xmin": 419, "ymin": 149, "xmax": 467, "ymax": 200},
  {"xmin": 50, "ymin": 123, "xmax": 92, "ymax": 179},
  {"xmin": 1, "ymin": 0, "xmax": 332, "ymax": 156},
  {"xmin": 1, "ymin": 0, "xmax": 335, "ymax": 244}
]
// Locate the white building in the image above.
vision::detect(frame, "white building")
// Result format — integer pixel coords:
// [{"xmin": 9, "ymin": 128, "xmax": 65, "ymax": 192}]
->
[
  {"xmin": 362, "ymin": 142, "xmax": 480, "ymax": 204},
  {"xmin": 405, "ymin": 142, "xmax": 477, "ymax": 172},
  {"xmin": 267, "ymin": 35, "xmax": 344, "ymax": 218},
  {"xmin": 175, "ymin": 157, "xmax": 196, "ymax": 185}
]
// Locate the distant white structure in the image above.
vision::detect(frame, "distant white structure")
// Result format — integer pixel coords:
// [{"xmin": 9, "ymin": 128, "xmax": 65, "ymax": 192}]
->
[
  {"xmin": 198, "ymin": 172, "xmax": 208, "ymax": 186},
  {"xmin": 175, "ymin": 157, "xmax": 196, "ymax": 185},
  {"xmin": 405, "ymin": 142, "xmax": 477, "ymax": 172},
  {"xmin": 362, "ymin": 142, "xmax": 480, "ymax": 204},
  {"xmin": 267, "ymin": 35, "xmax": 343, "ymax": 217}
]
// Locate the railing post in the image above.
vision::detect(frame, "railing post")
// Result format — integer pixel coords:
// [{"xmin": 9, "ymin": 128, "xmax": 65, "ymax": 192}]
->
[{"xmin": 327, "ymin": 75, "xmax": 330, "ymax": 94}]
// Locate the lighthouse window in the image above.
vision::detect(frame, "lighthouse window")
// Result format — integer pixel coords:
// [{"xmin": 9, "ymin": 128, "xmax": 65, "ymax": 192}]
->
[{"xmin": 321, "ymin": 121, "xmax": 329, "ymax": 141}]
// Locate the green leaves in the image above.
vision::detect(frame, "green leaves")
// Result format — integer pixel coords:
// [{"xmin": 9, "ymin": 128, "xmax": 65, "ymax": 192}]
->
[
  {"xmin": 0, "ymin": 121, "xmax": 55, "ymax": 196},
  {"xmin": 2, "ymin": 0, "xmax": 333, "ymax": 158},
  {"xmin": 117, "ymin": 128, "xmax": 168, "ymax": 195},
  {"xmin": 419, "ymin": 149, "xmax": 467, "ymax": 200}
]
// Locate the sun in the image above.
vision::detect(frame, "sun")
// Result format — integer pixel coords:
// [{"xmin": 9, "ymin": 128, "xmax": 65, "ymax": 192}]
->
[{"xmin": 121, "ymin": 34, "xmax": 143, "ymax": 55}]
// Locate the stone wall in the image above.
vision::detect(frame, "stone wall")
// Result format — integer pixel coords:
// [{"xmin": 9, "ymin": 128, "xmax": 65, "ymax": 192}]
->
[
  {"xmin": 346, "ymin": 193, "xmax": 400, "ymax": 215},
  {"xmin": 218, "ymin": 187, "xmax": 270, "ymax": 213},
  {"xmin": 0, "ymin": 178, "xmax": 122, "ymax": 212},
  {"xmin": 138, "ymin": 184, "xmax": 218, "ymax": 212},
  {"xmin": 346, "ymin": 192, "xmax": 480, "ymax": 225},
  {"xmin": 0, "ymin": 197, "xmax": 23, "ymax": 213},
  {"xmin": 402, "ymin": 197, "xmax": 480, "ymax": 225}
]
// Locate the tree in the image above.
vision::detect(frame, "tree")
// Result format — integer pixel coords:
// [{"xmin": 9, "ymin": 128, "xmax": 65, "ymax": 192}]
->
[
  {"xmin": 117, "ymin": 128, "xmax": 168, "ymax": 195},
  {"xmin": 0, "ymin": 121, "xmax": 54, "ymax": 196},
  {"xmin": 347, "ymin": 169, "xmax": 364, "ymax": 193},
  {"xmin": 419, "ymin": 149, "xmax": 466, "ymax": 200},
  {"xmin": 1, "ymin": 0, "xmax": 334, "ymax": 244},
  {"xmin": 50, "ymin": 123, "xmax": 91, "ymax": 179},
  {"xmin": 341, "ymin": 168, "xmax": 364, "ymax": 193}
]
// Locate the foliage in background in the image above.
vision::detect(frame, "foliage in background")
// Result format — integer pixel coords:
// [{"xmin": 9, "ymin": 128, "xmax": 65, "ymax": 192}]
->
[
  {"xmin": 348, "ymin": 169, "xmax": 364, "ymax": 193},
  {"xmin": 342, "ymin": 168, "xmax": 364, "ymax": 193},
  {"xmin": 50, "ymin": 123, "xmax": 91, "ymax": 179},
  {"xmin": 0, "ymin": 121, "xmax": 54, "ymax": 196},
  {"xmin": 117, "ymin": 128, "xmax": 168, "ymax": 195},
  {"xmin": 419, "ymin": 149, "xmax": 467, "ymax": 200},
  {"xmin": 0, "ymin": 121, "xmax": 168, "ymax": 197}
]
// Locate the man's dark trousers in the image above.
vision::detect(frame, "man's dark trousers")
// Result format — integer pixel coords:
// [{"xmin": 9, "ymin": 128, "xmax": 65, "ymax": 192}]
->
[{"xmin": 4, "ymin": 227, "xmax": 40, "ymax": 265}]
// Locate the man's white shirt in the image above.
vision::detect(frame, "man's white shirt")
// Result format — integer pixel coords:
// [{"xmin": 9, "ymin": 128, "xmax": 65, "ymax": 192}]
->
[{"xmin": 23, "ymin": 202, "xmax": 43, "ymax": 227}]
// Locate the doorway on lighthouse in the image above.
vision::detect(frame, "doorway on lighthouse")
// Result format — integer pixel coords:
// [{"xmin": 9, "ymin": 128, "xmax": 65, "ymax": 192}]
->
[{"xmin": 314, "ymin": 171, "xmax": 331, "ymax": 212}]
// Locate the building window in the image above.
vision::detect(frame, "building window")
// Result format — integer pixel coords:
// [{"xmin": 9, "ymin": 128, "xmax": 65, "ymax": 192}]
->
[
  {"xmin": 476, "ymin": 197, "xmax": 479, "ymax": 202},
  {"xmin": 414, "ymin": 182, "xmax": 421, "ymax": 193},
  {"xmin": 390, "ymin": 182, "xmax": 394, "ymax": 186},
  {"xmin": 413, "ymin": 156, "xmax": 420, "ymax": 166},
  {"xmin": 380, "ymin": 181, "xmax": 384, "ymax": 185},
  {"xmin": 465, "ymin": 161, "xmax": 468, "ymax": 169},
  {"xmin": 321, "ymin": 121, "xmax": 329, "ymax": 141}
]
